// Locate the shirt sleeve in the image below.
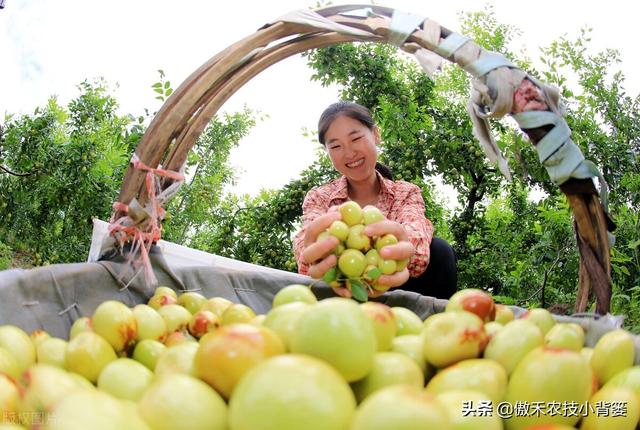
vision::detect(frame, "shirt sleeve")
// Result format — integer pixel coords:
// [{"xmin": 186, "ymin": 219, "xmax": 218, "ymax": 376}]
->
[
  {"xmin": 393, "ymin": 184, "xmax": 433, "ymax": 278},
  {"xmin": 293, "ymin": 188, "xmax": 329, "ymax": 275}
]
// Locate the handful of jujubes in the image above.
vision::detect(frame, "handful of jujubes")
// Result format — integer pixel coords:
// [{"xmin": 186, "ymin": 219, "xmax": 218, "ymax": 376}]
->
[{"xmin": 318, "ymin": 201, "xmax": 409, "ymax": 301}]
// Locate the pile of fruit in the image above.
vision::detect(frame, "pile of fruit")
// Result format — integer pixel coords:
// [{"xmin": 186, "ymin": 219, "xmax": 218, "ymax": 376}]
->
[
  {"xmin": 0, "ymin": 285, "xmax": 638, "ymax": 429},
  {"xmin": 319, "ymin": 201, "xmax": 409, "ymax": 300}
]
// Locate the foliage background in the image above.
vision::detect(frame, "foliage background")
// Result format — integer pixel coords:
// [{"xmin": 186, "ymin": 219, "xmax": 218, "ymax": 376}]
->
[{"xmin": 1, "ymin": 8, "xmax": 638, "ymax": 330}]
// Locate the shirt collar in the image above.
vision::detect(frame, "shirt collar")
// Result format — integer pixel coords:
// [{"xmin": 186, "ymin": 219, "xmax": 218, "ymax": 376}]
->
[
  {"xmin": 328, "ymin": 176, "xmax": 349, "ymax": 202},
  {"xmin": 328, "ymin": 171, "xmax": 395, "ymax": 202}
]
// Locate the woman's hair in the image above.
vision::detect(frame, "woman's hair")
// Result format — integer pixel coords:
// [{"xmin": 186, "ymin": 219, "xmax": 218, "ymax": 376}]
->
[
  {"xmin": 318, "ymin": 101, "xmax": 375, "ymax": 146},
  {"xmin": 318, "ymin": 101, "xmax": 394, "ymax": 180}
]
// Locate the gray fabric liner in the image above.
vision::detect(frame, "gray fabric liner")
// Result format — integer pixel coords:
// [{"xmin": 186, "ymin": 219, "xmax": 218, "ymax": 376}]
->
[{"xmin": 1, "ymin": 247, "xmax": 638, "ymax": 364}]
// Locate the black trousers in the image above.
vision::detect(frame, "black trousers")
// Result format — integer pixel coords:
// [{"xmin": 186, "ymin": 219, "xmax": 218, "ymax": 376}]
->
[{"xmin": 399, "ymin": 237, "xmax": 457, "ymax": 300}]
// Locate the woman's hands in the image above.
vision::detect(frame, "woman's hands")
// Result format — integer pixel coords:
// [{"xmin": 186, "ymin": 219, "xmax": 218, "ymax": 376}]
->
[
  {"xmin": 300, "ymin": 205, "xmax": 415, "ymax": 298},
  {"xmin": 300, "ymin": 208, "xmax": 342, "ymax": 280}
]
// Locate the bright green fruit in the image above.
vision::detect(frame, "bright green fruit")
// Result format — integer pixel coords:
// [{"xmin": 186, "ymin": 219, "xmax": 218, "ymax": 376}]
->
[
  {"xmin": 338, "ymin": 249, "xmax": 367, "ymax": 278},
  {"xmin": 228, "ymin": 354, "xmax": 356, "ymax": 430},
  {"xmin": 154, "ymin": 341, "xmax": 199, "ymax": 377},
  {"xmin": 351, "ymin": 352, "xmax": 424, "ymax": 403},
  {"xmin": 365, "ymin": 249, "xmax": 381, "ymax": 266},
  {"xmin": 360, "ymin": 302, "xmax": 396, "ymax": 351},
  {"xmin": 97, "ymin": 358, "xmax": 153, "ymax": 401},
  {"xmin": 445, "ymin": 288, "xmax": 496, "ymax": 322},
  {"xmin": 290, "ymin": 297, "xmax": 376, "ymax": 382},
  {"xmin": 195, "ymin": 324, "xmax": 285, "ymax": 399},
  {"xmin": 396, "ymin": 258, "xmax": 409, "ymax": 271},
  {"xmin": 0, "ymin": 325, "xmax": 36, "ymax": 373},
  {"xmin": 391, "ymin": 307, "xmax": 423, "ymax": 336},
  {"xmin": 436, "ymin": 389, "xmax": 503, "ymax": 430},
  {"xmin": 133, "ymin": 304, "xmax": 167, "ymax": 342},
  {"xmin": 371, "ymin": 280, "xmax": 391, "ymax": 293},
  {"xmin": 0, "ymin": 346, "xmax": 20, "ymax": 379},
  {"xmin": 544, "ymin": 323, "xmax": 585, "ymax": 351},
  {"xmin": 139, "ymin": 373, "xmax": 227, "ymax": 430},
  {"xmin": 272, "ymin": 284, "xmax": 317, "ymax": 307},
  {"xmin": 36, "ymin": 337, "xmax": 67, "ymax": 368},
  {"xmin": 328, "ymin": 220, "xmax": 349, "ymax": 242},
  {"xmin": 504, "ymin": 347, "xmax": 593, "ymax": 430},
  {"xmin": 221, "ymin": 303, "xmax": 256, "ymax": 325},
  {"xmin": 200, "ymin": 297, "xmax": 233, "ymax": 317},
  {"xmin": 346, "ymin": 224, "xmax": 371, "ymax": 251},
  {"xmin": 363, "ymin": 206, "xmax": 385, "ymax": 225},
  {"xmin": 47, "ymin": 388, "xmax": 149, "ymax": 430},
  {"xmin": 520, "ymin": 308, "xmax": 555, "ymax": 335},
  {"xmin": 580, "ymin": 386, "xmax": 639, "ymax": 430},
  {"xmin": 350, "ymin": 385, "xmax": 449, "ymax": 430},
  {"xmin": 188, "ymin": 310, "xmax": 221, "ymax": 338},
  {"xmin": 92, "ymin": 301, "xmax": 137, "ymax": 353},
  {"xmin": 65, "ymin": 331, "xmax": 117, "ymax": 383},
  {"xmin": 263, "ymin": 302, "xmax": 311, "ymax": 351},
  {"xmin": 591, "ymin": 329, "xmax": 636, "ymax": 386},
  {"xmin": 422, "ymin": 311, "xmax": 488, "ymax": 368},
  {"xmin": 603, "ymin": 366, "xmax": 640, "ymax": 404},
  {"xmin": 391, "ymin": 335, "xmax": 429, "ymax": 375},
  {"xmin": 132, "ymin": 338, "xmax": 166, "ymax": 371},
  {"xmin": 494, "ymin": 304, "xmax": 515, "ymax": 324},
  {"xmin": 375, "ymin": 233, "xmax": 398, "ymax": 252},
  {"xmin": 484, "ymin": 319, "xmax": 544, "ymax": 375},
  {"xmin": 340, "ymin": 201, "xmax": 363, "ymax": 226},
  {"xmin": 377, "ymin": 258, "xmax": 397, "ymax": 275},
  {"xmin": 426, "ymin": 358, "xmax": 507, "ymax": 405},
  {"xmin": 177, "ymin": 292, "xmax": 207, "ymax": 314},
  {"xmin": 69, "ymin": 317, "xmax": 92, "ymax": 339},
  {"xmin": 158, "ymin": 304, "xmax": 193, "ymax": 333}
]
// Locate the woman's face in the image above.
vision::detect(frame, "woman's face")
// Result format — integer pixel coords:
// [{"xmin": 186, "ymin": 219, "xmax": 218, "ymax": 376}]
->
[{"xmin": 324, "ymin": 115, "xmax": 380, "ymax": 183}]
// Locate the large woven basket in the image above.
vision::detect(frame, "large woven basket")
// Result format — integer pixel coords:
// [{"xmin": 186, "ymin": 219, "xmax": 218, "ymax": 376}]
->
[{"xmin": 110, "ymin": 5, "xmax": 613, "ymax": 314}]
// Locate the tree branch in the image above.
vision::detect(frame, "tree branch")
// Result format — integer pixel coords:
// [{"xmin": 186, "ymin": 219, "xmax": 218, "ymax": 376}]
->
[{"xmin": 0, "ymin": 164, "xmax": 40, "ymax": 177}]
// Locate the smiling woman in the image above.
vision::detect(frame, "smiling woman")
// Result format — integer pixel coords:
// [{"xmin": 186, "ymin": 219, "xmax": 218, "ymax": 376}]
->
[{"xmin": 293, "ymin": 101, "xmax": 458, "ymax": 300}]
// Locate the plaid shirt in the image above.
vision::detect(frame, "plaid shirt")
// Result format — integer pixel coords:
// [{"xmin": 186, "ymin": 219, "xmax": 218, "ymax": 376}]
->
[{"xmin": 293, "ymin": 171, "xmax": 433, "ymax": 278}]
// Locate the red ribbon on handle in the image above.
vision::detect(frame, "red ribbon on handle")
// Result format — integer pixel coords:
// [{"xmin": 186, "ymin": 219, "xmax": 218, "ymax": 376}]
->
[{"xmin": 108, "ymin": 154, "xmax": 185, "ymax": 286}]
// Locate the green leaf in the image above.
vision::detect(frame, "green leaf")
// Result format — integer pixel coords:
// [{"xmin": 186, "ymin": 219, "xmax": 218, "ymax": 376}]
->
[
  {"xmin": 617, "ymin": 266, "xmax": 631, "ymax": 276},
  {"xmin": 367, "ymin": 267, "xmax": 382, "ymax": 280},
  {"xmin": 165, "ymin": 88, "xmax": 173, "ymax": 97},
  {"xmin": 154, "ymin": 88, "xmax": 164, "ymax": 95},
  {"xmin": 349, "ymin": 280, "xmax": 368, "ymax": 302},
  {"xmin": 164, "ymin": 81, "xmax": 171, "ymax": 89},
  {"xmin": 322, "ymin": 267, "xmax": 337, "ymax": 283},
  {"xmin": 628, "ymin": 239, "xmax": 640, "ymax": 250},
  {"xmin": 155, "ymin": 96, "xmax": 164, "ymax": 101},
  {"xmin": 152, "ymin": 82, "xmax": 162, "ymax": 88}
]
